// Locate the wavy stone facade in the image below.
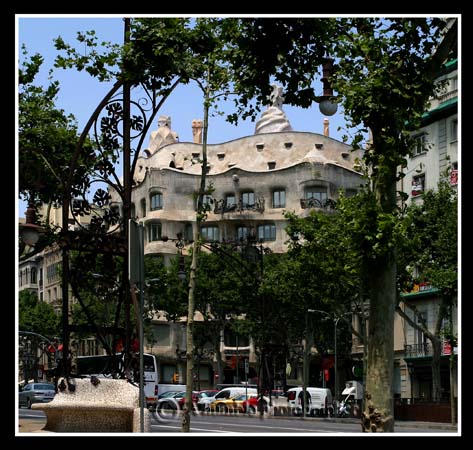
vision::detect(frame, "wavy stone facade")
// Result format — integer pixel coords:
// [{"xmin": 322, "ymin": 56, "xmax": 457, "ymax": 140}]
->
[
  {"xmin": 124, "ymin": 131, "xmax": 363, "ymax": 260},
  {"xmin": 109, "ymin": 120, "xmax": 363, "ymax": 387}
]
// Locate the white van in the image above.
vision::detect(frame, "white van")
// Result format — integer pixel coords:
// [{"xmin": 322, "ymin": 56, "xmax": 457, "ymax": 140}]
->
[
  {"xmin": 198, "ymin": 386, "xmax": 258, "ymax": 411},
  {"xmin": 287, "ymin": 387, "xmax": 333, "ymax": 417}
]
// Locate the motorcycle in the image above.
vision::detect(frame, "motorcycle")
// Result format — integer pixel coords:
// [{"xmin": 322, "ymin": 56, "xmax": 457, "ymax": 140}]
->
[
  {"xmin": 337, "ymin": 398, "xmax": 360, "ymax": 418},
  {"xmin": 337, "ymin": 400, "xmax": 350, "ymax": 417}
]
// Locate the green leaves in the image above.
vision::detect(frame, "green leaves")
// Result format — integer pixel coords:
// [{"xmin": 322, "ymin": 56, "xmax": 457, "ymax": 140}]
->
[{"xmin": 19, "ymin": 291, "xmax": 60, "ymax": 338}]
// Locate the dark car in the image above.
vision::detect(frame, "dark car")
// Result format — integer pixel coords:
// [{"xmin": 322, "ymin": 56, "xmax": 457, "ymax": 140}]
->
[{"xmin": 19, "ymin": 382, "xmax": 56, "ymax": 408}]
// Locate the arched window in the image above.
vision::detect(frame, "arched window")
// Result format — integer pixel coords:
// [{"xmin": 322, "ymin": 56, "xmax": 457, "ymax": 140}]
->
[{"xmin": 150, "ymin": 193, "xmax": 163, "ymax": 210}]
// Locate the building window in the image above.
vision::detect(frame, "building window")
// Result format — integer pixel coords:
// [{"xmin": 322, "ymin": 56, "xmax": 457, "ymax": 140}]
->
[
  {"xmin": 268, "ymin": 161, "xmax": 276, "ymax": 170},
  {"xmin": 305, "ymin": 187, "xmax": 328, "ymax": 206},
  {"xmin": 272, "ymin": 190, "xmax": 286, "ymax": 208},
  {"xmin": 224, "ymin": 329, "xmax": 250, "ymax": 347},
  {"xmin": 237, "ymin": 226, "xmax": 251, "ymax": 241},
  {"xmin": 451, "ymin": 76, "xmax": 458, "ymax": 91},
  {"xmin": 241, "ymin": 191, "xmax": 255, "ymax": 208},
  {"xmin": 411, "ymin": 174, "xmax": 425, "ymax": 197},
  {"xmin": 140, "ymin": 198, "xmax": 146, "ymax": 217},
  {"xmin": 184, "ymin": 223, "xmax": 193, "ymax": 241},
  {"xmin": 149, "ymin": 222, "xmax": 162, "ymax": 242},
  {"xmin": 30, "ymin": 268, "xmax": 37, "ymax": 284},
  {"xmin": 39, "ymin": 268, "xmax": 43, "ymax": 285},
  {"xmin": 451, "ymin": 120, "xmax": 457, "ymax": 143},
  {"xmin": 150, "ymin": 193, "xmax": 163, "ymax": 210},
  {"xmin": 225, "ymin": 194, "xmax": 236, "ymax": 209},
  {"xmin": 413, "ymin": 134, "xmax": 426, "ymax": 156},
  {"xmin": 201, "ymin": 226, "xmax": 219, "ymax": 242},
  {"xmin": 416, "ymin": 311, "xmax": 428, "ymax": 349},
  {"xmin": 258, "ymin": 224, "xmax": 276, "ymax": 242}
]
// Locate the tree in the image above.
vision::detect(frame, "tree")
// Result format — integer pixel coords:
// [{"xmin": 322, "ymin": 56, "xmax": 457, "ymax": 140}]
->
[
  {"xmin": 396, "ymin": 169, "xmax": 457, "ymax": 412},
  {"xmin": 224, "ymin": 17, "xmax": 456, "ymax": 431},
  {"xmin": 19, "ymin": 47, "xmax": 95, "ymax": 211},
  {"xmin": 19, "ymin": 290, "xmax": 60, "ymax": 339}
]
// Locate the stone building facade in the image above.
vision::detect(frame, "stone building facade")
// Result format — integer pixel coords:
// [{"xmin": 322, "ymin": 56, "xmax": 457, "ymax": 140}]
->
[{"xmin": 112, "ymin": 99, "xmax": 363, "ymax": 387}]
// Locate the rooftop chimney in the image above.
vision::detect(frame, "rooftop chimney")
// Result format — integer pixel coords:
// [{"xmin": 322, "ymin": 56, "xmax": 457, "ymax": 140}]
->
[
  {"xmin": 192, "ymin": 119, "xmax": 203, "ymax": 144},
  {"xmin": 323, "ymin": 118, "xmax": 330, "ymax": 137}
]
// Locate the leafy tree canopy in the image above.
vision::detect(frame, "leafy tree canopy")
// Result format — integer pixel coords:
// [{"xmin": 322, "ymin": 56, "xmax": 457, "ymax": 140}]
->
[{"xmin": 19, "ymin": 290, "xmax": 60, "ymax": 338}]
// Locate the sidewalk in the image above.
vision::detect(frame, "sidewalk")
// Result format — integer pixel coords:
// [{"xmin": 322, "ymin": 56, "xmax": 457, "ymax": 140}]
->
[{"xmin": 18, "ymin": 418, "xmax": 49, "ymax": 434}]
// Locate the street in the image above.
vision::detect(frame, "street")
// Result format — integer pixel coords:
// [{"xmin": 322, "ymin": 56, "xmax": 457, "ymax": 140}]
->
[{"xmin": 19, "ymin": 409, "xmax": 458, "ymax": 434}]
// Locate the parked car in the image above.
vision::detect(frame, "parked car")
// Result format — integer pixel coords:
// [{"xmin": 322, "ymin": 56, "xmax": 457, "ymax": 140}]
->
[
  {"xmin": 19, "ymin": 382, "xmax": 56, "ymax": 409},
  {"xmin": 210, "ymin": 393, "xmax": 248, "ymax": 413},
  {"xmin": 198, "ymin": 387, "xmax": 258, "ymax": 411}
]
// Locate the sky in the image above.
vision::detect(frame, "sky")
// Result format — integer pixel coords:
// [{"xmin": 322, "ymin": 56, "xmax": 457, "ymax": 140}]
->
[{"xmin": 17, "ymin": 16, "xmax": 354, "ymax": 217}]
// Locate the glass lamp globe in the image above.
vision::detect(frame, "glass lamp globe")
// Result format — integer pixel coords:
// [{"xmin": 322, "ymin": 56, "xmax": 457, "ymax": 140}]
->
[
  {"xmin": 21, "ymin": 225, "xmax": 40, "ymax": 246},
  {"xmin": 319, "ymin": 98, "xmax": 338, "ymax": 116}
]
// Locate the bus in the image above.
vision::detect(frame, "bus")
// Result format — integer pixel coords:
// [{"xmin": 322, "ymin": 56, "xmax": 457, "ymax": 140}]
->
[{"xmin": 75, "ymin": 352, "xmax": 159, "ymax": 408}]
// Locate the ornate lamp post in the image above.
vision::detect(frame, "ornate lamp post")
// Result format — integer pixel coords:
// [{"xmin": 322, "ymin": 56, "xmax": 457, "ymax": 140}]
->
[
  {"xmin": 315, "ymin": 58, "xmax": 338, "ymax": 116},
  {"xmin": 308, "ymin": 309, "xmax": 352, "ymax": 414}
]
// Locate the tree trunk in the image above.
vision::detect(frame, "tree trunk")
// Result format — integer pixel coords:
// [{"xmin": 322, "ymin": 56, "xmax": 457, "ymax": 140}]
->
[
  {"xmin": 362, "ymin": 257, "xmax": 396, "ymax": 432},
  {"xmin": 361, "ymin": 142, "xmax": 397, "ymax": 432},
  {"xmin": 181, "ymin": 87, "xmax": 210, "ymax": 432}
]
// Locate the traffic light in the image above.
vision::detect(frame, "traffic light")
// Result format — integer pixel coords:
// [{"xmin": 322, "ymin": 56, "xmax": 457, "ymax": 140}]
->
[{"xmin": 172, "ymin": 373, "xmax": 180, "ymax": 383}]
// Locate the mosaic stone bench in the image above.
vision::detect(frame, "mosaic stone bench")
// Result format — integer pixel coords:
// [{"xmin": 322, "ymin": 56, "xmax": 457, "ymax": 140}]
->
[{"xmin": 32, "ymin": 377, "xmax": 150, "ymax": 433}]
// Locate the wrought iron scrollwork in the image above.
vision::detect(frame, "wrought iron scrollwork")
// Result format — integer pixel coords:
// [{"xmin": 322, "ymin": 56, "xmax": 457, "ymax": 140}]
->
[
  {"xmin": 300, "ymin": 197, "xmax": 337, "ymax": 210},
  {"xmin": 213, "ymin": 196, "xmax": 265, "ymax": 215}
]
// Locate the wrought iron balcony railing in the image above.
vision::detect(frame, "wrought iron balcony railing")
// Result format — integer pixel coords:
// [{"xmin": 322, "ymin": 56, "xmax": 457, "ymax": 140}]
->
[
  {"xmin": 404, "ymin": 342, "xmax": 432, "ymax": 358},
  {"xmin": 213, "ymin": 197, "xmax": 265, "ymax": 214},
  {"xmin": 300, "ymin": 198, "xmax": 337, "ymax": 210}
]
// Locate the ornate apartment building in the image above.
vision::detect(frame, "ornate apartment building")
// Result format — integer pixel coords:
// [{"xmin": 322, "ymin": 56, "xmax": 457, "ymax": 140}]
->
[{"xmin": 111, "ymin": 94, "xmax": 363, "ymax": 386}]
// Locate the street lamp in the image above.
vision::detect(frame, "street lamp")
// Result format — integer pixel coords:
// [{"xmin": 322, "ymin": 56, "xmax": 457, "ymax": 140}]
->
[
  {"xmin": 308, "ymin": 309, "xmax": 352, "ymax": 414},
  {"xmin": 19, "ymin": 201, "xmax": 43, "ymax": 255}
]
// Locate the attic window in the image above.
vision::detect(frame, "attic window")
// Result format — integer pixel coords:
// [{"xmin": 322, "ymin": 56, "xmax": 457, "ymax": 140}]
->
[
  {"xmin": 256, "ymin": 143, "xmax": 265, "ymax": 151},
  {"xmin": 315, "ymin": 143, "xmax": 324, "ymax": 149},
  {"xmin": 284, "ymin": 142, "xmax": 293, "ymax": 149},
  {"xmin": 217, "ymin": 152, "xmax": 226, "ymax": 161},
  {"xmin": 268, "ymin": 161, "xmax": 276, "ymax": 170},
  {"xmin": 341, "ymin": 152, "xmax": 350, "ymax": 159}
]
